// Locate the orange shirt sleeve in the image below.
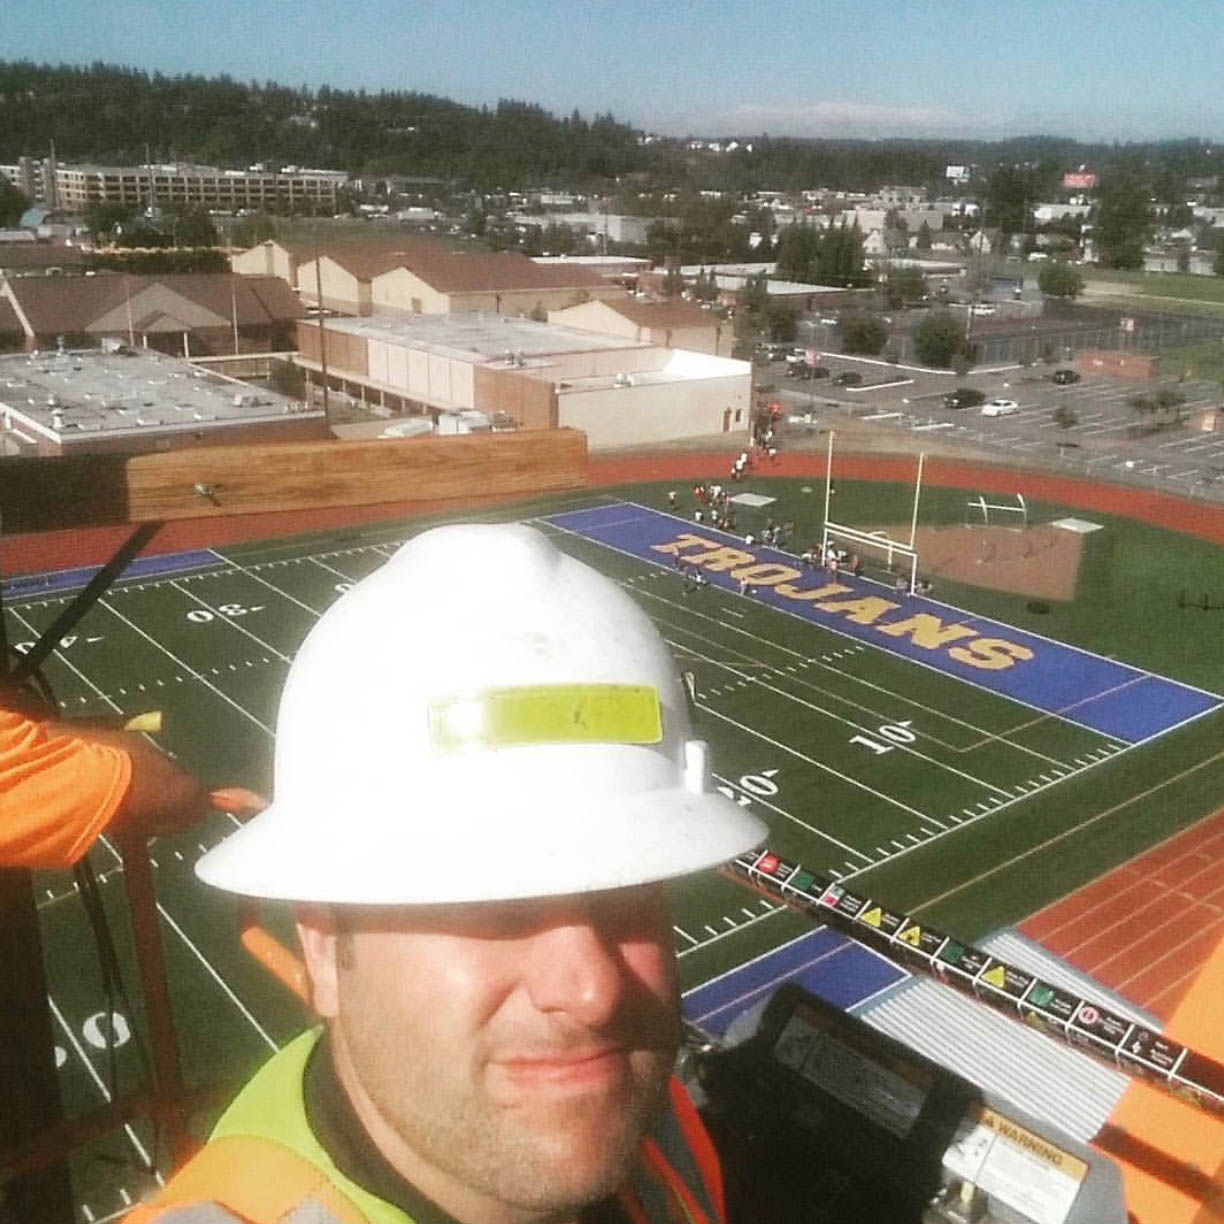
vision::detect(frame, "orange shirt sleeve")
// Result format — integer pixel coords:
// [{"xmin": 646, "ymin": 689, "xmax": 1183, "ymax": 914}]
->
[{"xmin": 0, "ymin": 708, "xmax": 132, "ymax": 869}]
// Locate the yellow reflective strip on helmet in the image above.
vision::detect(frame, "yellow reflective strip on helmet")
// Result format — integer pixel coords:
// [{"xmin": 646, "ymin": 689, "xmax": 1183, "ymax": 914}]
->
[{"xmin": 429, "ymin": 684, "xmax": 662, "ymax": 751}]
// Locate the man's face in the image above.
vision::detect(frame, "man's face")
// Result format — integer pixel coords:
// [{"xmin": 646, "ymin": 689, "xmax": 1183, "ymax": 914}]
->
[{"xmin": 298, "ymin": 885, "xmax": 681, "ymax": 1223}]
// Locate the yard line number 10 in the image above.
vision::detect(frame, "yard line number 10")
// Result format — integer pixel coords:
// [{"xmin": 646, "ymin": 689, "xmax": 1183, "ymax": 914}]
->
[{"xmin": 850, "ymin": 720, "xmax": 916, "ymax": 755}]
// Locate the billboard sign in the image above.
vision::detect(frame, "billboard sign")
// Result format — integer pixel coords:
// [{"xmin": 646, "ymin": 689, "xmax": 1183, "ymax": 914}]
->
[{"xmin": 1062, "ymin": 172, "xmax": 1096, "ymax": 190}]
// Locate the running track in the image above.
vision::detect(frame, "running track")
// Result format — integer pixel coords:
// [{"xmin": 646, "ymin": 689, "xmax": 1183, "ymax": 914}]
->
[{"xmin": 1020, "ymin": 806, "xmax": 1224, "ymax": 1023}]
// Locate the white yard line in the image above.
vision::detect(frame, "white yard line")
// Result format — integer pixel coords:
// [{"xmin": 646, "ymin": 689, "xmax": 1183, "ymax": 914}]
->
[
  {"xmin": 170, "ymin": 579, "xmax": 292, "ymax": 663},
  {"xmin": 712, "ymin": 771, "xmax": 872, "ymax": 862},
  {"xmin": 676, "ymin": 897, "xmax": 781, "ymax": 958},
  {"xmin": 670, "ymin": 627, "xmax": 1014, "ymax": 797},
  {"xmin": 634, "ymin": 585, "xmax": 1069, "ymax": 766},
  {"xmin": 98, "ymin": 599, "xmax": 275, "ymax": 737},
  {"xmin": 154, "ymin": 903, "xmax": 279, "ymax": 1052},
  {"xmin": 697, "ymin": 703, "xmax": 932, "ymax": 821},
  {"xmin": 207, "ymin": 548, "xmax": 321, "ymax": 615},
  {"xmin": 47, "ymin": 995, "xmax": 159, "ymax": 1176},
  {"xmin": 309, "ymin": 555, "xmax": 361, "ymax": 583},
  {"xmin": 690, "ymin": 944, "xmax": 852, "ymax": 1022}
]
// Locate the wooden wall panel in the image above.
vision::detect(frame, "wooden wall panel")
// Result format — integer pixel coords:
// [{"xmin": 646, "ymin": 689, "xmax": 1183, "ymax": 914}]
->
[{"xmin": 0, "ymin": 430, "xmax": 587, "ymax": 532}]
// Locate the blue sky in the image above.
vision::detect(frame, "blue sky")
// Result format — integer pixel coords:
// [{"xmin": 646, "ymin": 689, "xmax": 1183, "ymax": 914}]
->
[{"xmin": 5, "ymin": 0, "xmax": 1220, "ymax": 142}]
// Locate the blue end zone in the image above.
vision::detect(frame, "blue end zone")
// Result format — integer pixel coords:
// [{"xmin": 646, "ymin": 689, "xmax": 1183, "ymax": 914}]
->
[
  {"xmin": 683, "ymin": 927, "xmax": 906, "ymax": 1037},
  {"xmin": 545, "ymin": 501, "xmax": 1221, "ymax": 745},
  {"xmin": 2, "ymin": 549, "xmax": 222, "ymax": 599}
]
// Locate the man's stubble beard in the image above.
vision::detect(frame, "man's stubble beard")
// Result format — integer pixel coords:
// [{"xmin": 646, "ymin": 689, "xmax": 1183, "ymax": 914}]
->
[{"xmin": 334, "ymin": 1009, "xmax": 678, "ymax": 1216}]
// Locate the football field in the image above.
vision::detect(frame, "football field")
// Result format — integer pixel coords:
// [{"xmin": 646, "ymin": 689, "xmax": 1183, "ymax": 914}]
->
[{"xmin": 8, "ymin": 481, "xmax": 1224, "ymax": 1221}]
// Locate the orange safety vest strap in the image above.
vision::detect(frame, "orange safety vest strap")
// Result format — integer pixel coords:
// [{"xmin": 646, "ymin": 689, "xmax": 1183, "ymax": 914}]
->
[
  {"xmin": 638, "ymin": 1138, "xmax": 715, "ymax": 1224},
  {"xmin": 127, "ymin": 1134, "xmax": 369, "ymax": 1224},
  {"xmin": 666, "ymin": 1076, "xmax": 725, "ymax": 1222}
]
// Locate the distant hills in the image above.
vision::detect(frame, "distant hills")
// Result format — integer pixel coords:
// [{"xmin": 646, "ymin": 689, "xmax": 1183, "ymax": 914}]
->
[{"xmin": 2, "ymin": 61, "xmax": 1220, "ymax": 193}]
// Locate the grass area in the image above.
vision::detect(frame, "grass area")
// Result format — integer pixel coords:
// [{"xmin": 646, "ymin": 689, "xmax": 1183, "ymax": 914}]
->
[
  {"xmin": 1148, "ymin": 338, "xmax": 1224, "ymax": 384},
  {"xmin": 1082, "ymin": 266, "xmax": 1224, "ymax": 300},
  {"xmin": 276, "ymin": 215, "xmax": 479, "ymax": 252},
  {"xmin": 10, "ymin": 476, "xmax": 1224, "ymax": 1217}
]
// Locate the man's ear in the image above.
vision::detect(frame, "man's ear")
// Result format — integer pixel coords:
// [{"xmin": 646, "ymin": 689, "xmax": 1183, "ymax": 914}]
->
[{"xmin": 295, "ymin": 904, "xmax": 340, "ymax": 1018}]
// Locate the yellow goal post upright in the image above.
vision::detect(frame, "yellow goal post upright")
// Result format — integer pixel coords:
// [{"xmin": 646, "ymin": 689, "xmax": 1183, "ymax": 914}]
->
[
  {"xmin": 964, "ymin": 491, "xmax": 1028, "ymax": 531},
  {"xmin": 819, "ymin": 431, "xmax": 925, "ymax": 592}
]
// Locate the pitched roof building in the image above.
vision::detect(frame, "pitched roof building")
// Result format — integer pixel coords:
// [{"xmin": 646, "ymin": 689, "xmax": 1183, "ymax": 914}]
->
[
  {"xmin": 0, "ymin": 273, "xmax": 304, "ymax": 355},
  {"xmin": 548, "ymin": 297, "xmax": 733, "ymax": 357}
]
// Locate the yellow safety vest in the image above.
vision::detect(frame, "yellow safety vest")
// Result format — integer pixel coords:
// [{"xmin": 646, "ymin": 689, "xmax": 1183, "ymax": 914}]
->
[{"xmin": 125, "ymin": 1029, "xmax": 725, "ymax": 1224}]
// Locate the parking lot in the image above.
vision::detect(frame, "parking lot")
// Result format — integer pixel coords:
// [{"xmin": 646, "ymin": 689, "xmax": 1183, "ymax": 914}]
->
[{"xmin": 762, "ymin": 355, "xmax": 1224, "ymax": 500}]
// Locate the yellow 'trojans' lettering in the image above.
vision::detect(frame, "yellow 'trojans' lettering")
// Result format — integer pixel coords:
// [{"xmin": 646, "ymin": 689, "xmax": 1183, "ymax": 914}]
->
[
  {"xmin": 815, "ymin": 596, "xmax": 901, "ymax": 625},
  {"xmin": 647, "ymin": 533, "xmax": 1035, "ymax": 673},
  {"xmin": 730, "ymin": 562, "xmax": 803, "ymax": 585},
  {"xmin": 773, "ymin": 581, "xmax": 852, "ymax": 602},
  {"xmin": 650, "ymin": 533, "xmax": 717, "ymax": 557},
  {"xmin": 947, "ymin": 638, "xmax": 1035, "ymax": 671},
  {"xmin": 687, "ymin": 545, "xmax": 757, "ymax": 572},
  {"xmin": 874, "ymin": 613, "xmax": 980, "ymax": 650}
]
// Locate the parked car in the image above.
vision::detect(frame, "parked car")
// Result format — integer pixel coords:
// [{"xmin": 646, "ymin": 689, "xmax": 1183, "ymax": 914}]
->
[
  {"xmin": 981, "ymin": 397, "xmax": 1020, "ymax": 417},
  {"xmin": 1052, "ymin": 368, "xmax": 1081, "ymax": 385},
  {"xmin": 970, "ymin": 303, "xmax": 997, "ymax": 316},
  {"xmin": 834, "ymin": 371, "xmax": 862, "ymax": 387},
  {"xmin": 943, "ymin": 387, "xmax": 986, "ymax": 410},
  {"xmin": 787, "ymin": 364, "xmax": 831, "ymax": 381}
]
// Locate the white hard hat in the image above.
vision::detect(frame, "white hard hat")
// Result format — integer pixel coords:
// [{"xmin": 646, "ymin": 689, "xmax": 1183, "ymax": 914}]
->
[{"xmin": 197, "ymin": 523, "xmax": 766, "ymax": 904}]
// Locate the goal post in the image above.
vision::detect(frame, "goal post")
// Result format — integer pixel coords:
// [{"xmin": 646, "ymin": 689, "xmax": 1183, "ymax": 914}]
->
[
  {"xmin": 822, "ymin": 522, "xmax": 919, "ymax": 592},
  {"xmin": 820, "ymin": 431, "xmax": 924, "ymax": 591},
  {"xmin": 965, "ymin": 492, "xmax": 1028, "ymax": 531}
]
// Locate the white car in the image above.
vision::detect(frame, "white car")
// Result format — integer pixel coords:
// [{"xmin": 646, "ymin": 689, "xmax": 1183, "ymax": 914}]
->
[{"xmin": 981, "ymin": 398, "xmax": 1020, "ymax": 417}]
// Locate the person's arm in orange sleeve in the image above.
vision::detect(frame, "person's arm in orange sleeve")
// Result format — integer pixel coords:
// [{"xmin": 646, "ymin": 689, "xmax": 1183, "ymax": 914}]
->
[{"xmin": 0, "ymin": 707, "xmax": 215, "ymax": 870}]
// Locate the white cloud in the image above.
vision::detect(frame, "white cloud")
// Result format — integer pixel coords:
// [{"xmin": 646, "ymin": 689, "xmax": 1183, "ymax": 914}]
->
[
  {"xmin": 721, "ymin": 101, "xmax": 962, "ymax": 134},
  {"xmin": 646, "ymin": 98, "xmax": 1019, "ymax": 140}
]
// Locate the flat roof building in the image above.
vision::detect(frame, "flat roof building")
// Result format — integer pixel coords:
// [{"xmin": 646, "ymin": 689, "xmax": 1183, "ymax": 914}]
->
[
  {"xmin": 3, "ymin": 158, "xmax": 348, "ymax": 215},
  {"xmin": 0, "ymin": 346, "xmax": 324, "ymax": 456},
  {"xmin": 295, "ymin": 313, "xmax": 751, "ymax": 449}
]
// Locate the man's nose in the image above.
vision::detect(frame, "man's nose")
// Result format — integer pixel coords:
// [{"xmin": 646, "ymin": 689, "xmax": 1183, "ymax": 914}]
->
[{"xmin": 525, "ymin": 914, "xmax": 627, "ymax": 1029}]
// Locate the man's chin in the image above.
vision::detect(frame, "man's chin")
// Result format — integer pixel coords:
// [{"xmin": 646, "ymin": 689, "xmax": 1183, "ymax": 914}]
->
[{"xmin": 495, "ymin": 1125, "xmax": 642, "ymax": 1213}]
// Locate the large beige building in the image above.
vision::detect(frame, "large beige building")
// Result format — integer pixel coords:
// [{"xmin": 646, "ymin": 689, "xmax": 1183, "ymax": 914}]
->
[
  {"xmin": 295, "ymin": 314, "xmax": 751, "ymax": 449},
  {"xmin": 549, "ymin": 297, "xmax": 733, "ymax": 357},
  {"xmin": 2, "ymin": 158, "xmax": 347, "ymax": 214},
  {"xmin": 231, "ymin": 238, "xmax": 450, "ymax": 302},
  {"xmin": 367, "ymin": 250, "xmax": 622, "ymax": 317},
  {"xmin": 286, "ymin": 248, "xmax": 618, "ymax": 318}
]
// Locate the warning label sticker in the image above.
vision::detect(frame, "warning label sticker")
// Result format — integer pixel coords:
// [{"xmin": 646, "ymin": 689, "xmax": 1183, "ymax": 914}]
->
[{"xmin": 942, "ymin": 1107, "xmax": 1087, "ymax": 1224}]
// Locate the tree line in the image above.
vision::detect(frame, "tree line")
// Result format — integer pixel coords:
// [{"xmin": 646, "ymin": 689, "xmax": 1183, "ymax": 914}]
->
[{"xmin": 6, "ymin": 61, "xmax": 1224, "ymax": 200}]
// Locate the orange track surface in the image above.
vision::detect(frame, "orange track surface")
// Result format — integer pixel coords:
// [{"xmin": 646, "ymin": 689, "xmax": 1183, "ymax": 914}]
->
[{"xmin": 1020, "ymin": 807, "xmax": 1224, "ymax": 1022}]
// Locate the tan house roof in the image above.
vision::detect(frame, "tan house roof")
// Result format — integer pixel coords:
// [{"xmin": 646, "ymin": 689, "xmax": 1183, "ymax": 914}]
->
[
  {"xmin": 0, "ymin": 244, "xmax": 90, "ymax": 274},
  {"xmin": 393, "ymin": 250, "xmax": 608, "ymax": 294},
  {"xmin": 320, "ymin": 239, "xmax": 450, "ymax": 280},
  {"xmin": 599, "ymin": 298, "xmax": 716, "ymax": 329},
  {"xmin": 0, "ymin": 298, "xmax": 22, "ymax": 336},
  {"xmin": 7, "ymin": 273, "xmax": 305, "ymax": 337}
]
